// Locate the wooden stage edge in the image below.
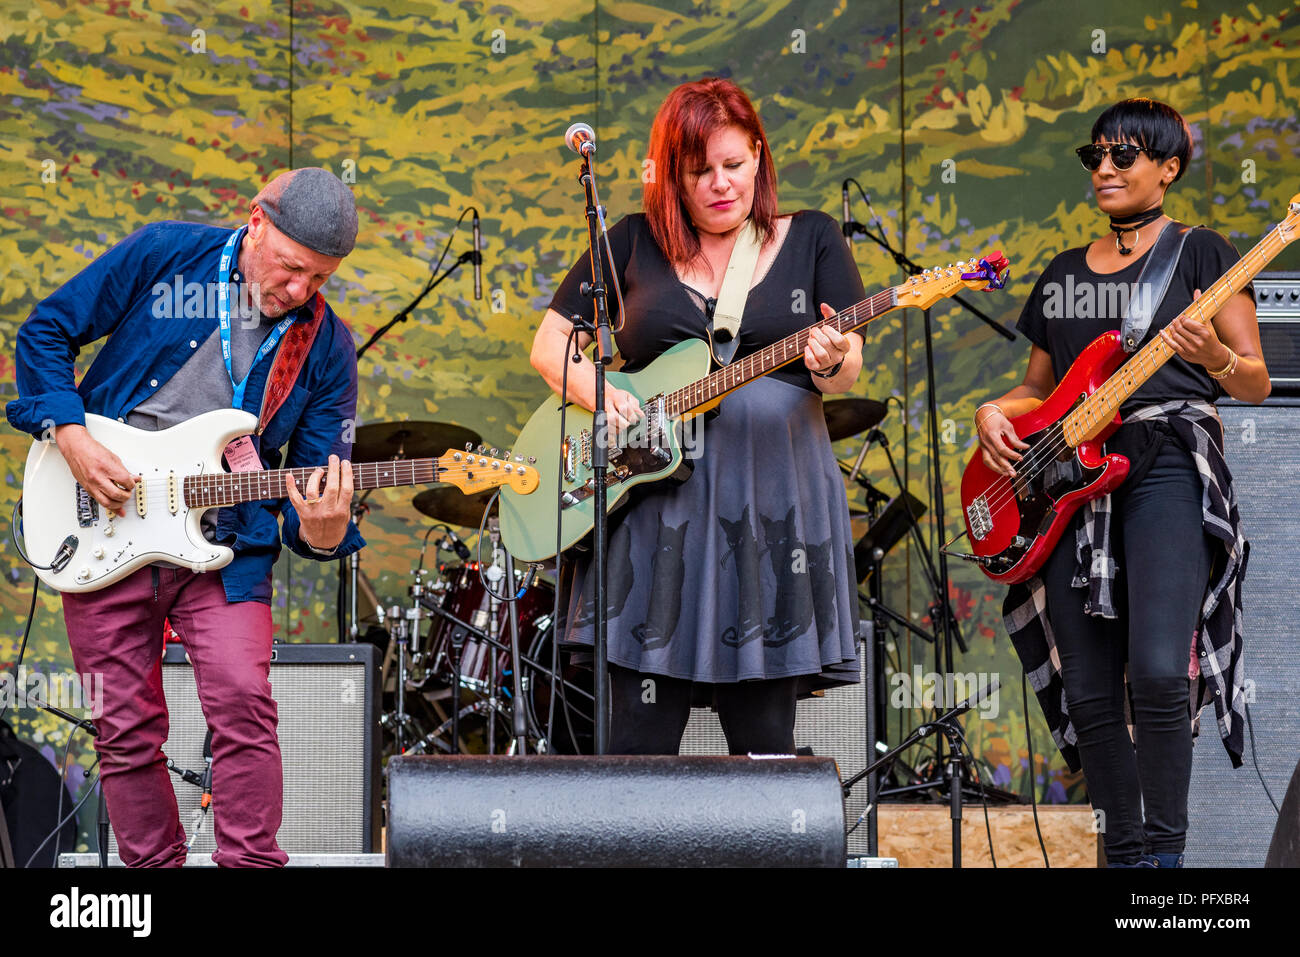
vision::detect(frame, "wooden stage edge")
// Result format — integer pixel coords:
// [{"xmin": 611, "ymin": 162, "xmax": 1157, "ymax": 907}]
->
[{"xmin": 877, "ymin": 804, "xmax": 1101, "ymax": 868}]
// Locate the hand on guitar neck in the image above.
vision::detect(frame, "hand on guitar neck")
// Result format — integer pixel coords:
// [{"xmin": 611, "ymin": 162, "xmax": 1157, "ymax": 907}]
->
[
  {"xmin": 54, "ymin": 424, "xmax": 138, "ymax": 517},
  {"xmin": 284, "ymin": 455, "xmax": 354, "ymax": 551}
]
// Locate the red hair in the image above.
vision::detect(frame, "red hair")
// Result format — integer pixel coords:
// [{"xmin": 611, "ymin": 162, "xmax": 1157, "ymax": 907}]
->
[{"xmin": 643, "ymin": 78, "xmax": 779, "ymax": 266}]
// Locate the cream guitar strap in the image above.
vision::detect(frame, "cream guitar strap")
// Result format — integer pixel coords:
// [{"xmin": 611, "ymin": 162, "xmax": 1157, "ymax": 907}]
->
[{"xmin": 707, "ymin": 219, "xmax": 763, "ymax": 366}]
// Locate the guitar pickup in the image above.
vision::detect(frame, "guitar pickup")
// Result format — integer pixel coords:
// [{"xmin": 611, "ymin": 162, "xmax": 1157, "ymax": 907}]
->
[
  {"xmin": 562, "ymin": 436, "xmax": 576, "ymax": 483},
  {"xmin": 135, "ymin": 481, "xmax": 147, "ymax": 518},
  {"xmin": 75, "ymin": 485, "xmax": 99, "ymax": 527},
  {"xmin": 966, "ymin": 494, "xmax": 993, "ymax": 541}
]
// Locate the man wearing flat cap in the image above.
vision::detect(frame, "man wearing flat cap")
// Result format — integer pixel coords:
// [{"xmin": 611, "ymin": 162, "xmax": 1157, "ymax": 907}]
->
[{"xmin": 7, "ymin": 168, "xmax": 363, "ymax": 867}]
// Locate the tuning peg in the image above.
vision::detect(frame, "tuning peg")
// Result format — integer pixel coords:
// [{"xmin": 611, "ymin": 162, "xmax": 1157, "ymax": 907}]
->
[{"xmin": 490, "ymin": 448, "xmax": 499, "ymax": 457}]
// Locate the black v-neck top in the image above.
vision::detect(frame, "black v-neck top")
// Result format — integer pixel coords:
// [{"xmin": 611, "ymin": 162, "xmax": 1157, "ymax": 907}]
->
[
  {"xmin": 1015, "ymin": 227, "xmax": 1252, "ymax": 415},
  {"xmin": 549, "ymin": 211, "xmax": 866, "ymax": 391}
]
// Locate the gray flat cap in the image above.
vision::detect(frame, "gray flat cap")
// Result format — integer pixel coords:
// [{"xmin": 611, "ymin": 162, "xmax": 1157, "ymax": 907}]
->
[{"xmin": 252, "ymin": 167, "xmax": 358, "ymax": 258}]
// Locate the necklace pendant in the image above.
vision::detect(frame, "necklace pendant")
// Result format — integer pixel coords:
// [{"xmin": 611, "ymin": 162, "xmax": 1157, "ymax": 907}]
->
[{"xmin": 1115, "ymin": 225, "xmax": 1138, "ymax": 255}]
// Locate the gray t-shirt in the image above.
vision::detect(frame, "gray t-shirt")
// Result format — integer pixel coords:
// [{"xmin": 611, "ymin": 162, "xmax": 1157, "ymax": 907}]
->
[{"xmin": 127, "ymin": 295, "xmax": 278, "ymax": 539}]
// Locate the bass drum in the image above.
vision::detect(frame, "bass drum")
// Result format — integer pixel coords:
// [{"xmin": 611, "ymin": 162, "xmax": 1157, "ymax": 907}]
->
[
  {"xmin": 426, "ymin": 564, "xmax": 554, "ymax": 694},
  {"xmin": 523, "ymin": 620, "xmax": 594, "ymax": 755}
]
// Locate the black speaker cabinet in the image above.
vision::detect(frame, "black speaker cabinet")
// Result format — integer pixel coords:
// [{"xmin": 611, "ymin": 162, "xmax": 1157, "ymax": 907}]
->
[
  {"xmin": 386, "ymin": 754, "xmax": 847, "ymax": 867},
  {"xmin": 680, "ymin": 639, "xmax": 870, "ymax": 855},
  {"xmin": 108, "ymin": 642, "xmax": 380, "ymax": 856},
  {"xmin": 1186, "ymin": 399, "xmax": 1300, "ymax": 866}
]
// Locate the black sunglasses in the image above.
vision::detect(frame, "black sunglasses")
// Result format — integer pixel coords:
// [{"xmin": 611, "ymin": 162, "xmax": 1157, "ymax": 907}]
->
[{"xmin": 1075, "ymin": 143, "xmax": 1157, "ymax": 171}]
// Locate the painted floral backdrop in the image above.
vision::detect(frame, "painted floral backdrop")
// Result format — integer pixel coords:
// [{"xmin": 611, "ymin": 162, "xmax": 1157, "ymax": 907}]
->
[{"xmin": 2, "ymin": 0, "xmax": 1298, "ymax": 848}]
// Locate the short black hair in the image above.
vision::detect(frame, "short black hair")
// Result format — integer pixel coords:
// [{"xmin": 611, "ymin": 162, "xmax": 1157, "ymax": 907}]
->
[{"xmin": 1090, "ymin": 98, "xmax": 1193, "ymax": 182}]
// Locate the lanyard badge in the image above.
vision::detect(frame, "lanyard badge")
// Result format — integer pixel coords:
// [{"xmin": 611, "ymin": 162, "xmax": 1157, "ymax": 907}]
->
[{"xmin": 217, "ymin": 226, "xmax": 296, "ymax": 409}]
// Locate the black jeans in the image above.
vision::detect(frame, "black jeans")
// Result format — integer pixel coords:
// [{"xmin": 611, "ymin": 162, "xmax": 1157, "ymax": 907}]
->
[
  {"xmin": 1042, "ymin": 438, "xmax": 1215, "ymax": 861},
  {"xmin": 608, "ymin": 663, "xmax": 800, "ymax": 755}
]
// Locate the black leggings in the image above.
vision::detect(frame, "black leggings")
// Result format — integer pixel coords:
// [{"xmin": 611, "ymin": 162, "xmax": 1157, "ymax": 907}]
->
[
  {"xmin": 1042, "ymin": 440, "xmax": 1215, "ymax": 861},
  {"xmin": 608, "ymin": 663, "xmax": 800, "ymax": 755}
]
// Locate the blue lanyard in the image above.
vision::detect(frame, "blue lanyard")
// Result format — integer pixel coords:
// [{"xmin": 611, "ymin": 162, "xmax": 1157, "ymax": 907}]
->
[{"xmin": 218, "ymin": 226, "xmax": 295, "ymax": 409}]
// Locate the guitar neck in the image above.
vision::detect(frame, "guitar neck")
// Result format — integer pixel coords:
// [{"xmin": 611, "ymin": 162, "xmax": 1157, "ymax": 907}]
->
[
  {"xmin": 665, "ymin": 287, "xmax": 899, "ymax": 417},
  {"xmin": 184, "ymin": 458, "xmax": 441, "ymax": 508},
  {"xmin": 1063, "ymin": 224, "xmax": 1289, "ymax": 446}
]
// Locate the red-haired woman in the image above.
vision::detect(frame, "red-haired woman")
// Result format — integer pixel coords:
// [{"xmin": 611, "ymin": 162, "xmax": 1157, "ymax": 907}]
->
[{"xmin": 531, "ymin": 78, "xmax": 867, "ymax": 755}]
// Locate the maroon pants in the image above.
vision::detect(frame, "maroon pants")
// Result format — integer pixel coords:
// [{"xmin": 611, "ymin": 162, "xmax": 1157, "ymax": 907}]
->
[{"xmin": 62, "ymin": 565, "xmax": 287, "ymax": 867}]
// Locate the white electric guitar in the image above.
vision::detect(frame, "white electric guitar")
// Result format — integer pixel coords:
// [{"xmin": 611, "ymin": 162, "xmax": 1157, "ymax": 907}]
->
[{"xmin": 20, "ymin": 409, "xmax": 538, "ymax": 593}]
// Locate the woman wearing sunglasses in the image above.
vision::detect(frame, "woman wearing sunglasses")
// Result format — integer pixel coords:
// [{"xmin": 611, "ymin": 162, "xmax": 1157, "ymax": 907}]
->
[{"xmin": 975, "ymin": 98, "xmax": 1269, "ymax": 867}]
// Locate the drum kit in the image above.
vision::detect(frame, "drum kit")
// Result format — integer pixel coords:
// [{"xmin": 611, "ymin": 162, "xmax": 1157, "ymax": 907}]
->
[
  {"xmin": 344, "ymin": 421, "xmax": 592, "ymax": 760},
  {"xmin": 351, "ymin": 399, "xmax": 908, "ymax": 763}
]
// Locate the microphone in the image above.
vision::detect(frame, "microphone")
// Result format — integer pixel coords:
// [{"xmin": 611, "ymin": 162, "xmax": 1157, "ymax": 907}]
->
[
  {"xmin": 472, "ymin": 209, "xmax": 482, "ymax": 301},
  {"xmin": 441, "ymin": 529, "xmax": 472, "ymax": 562},
  {"xmin": 565, "ymin": 122, "xmax": 596, "ymax": 156},
  {"xmin": 842, "ymin": 181, "xmax": 853, "ymax": 251}
]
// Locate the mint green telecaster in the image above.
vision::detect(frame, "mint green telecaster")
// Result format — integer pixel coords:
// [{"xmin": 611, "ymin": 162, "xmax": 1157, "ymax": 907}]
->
[{"xmin": 499, "ymin": 252, "xmax": 1010, "ymax": 563}]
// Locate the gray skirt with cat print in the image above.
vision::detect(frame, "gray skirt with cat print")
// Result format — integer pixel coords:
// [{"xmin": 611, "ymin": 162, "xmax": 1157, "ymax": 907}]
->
[{"xmin": 558, "ymin": 375, "xmax": 862, "ymax": 688}]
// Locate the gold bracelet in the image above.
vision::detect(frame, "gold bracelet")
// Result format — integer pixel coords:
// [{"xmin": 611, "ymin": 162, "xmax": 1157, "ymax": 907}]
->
[
  {"xmin": 974, "ymin": 403, "xmax": 1004, "ymax": 428},
  {"xmin": 1208, "ymin": 349, "xmax": 1239, "ymax": 380}
]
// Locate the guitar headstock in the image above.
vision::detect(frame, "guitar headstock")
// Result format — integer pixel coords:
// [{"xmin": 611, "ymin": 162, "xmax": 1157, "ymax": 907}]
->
[
  {"xmin": 436, "ymin": 449, "xmax": 540, "ymax": 495},
  {"xmin": 1280, "ymin": 194, "xmax": 1300, "ymax": 243},
  {"xmin": 894, "ymin": 251, "xmax": 1011, "ymax": 310}
]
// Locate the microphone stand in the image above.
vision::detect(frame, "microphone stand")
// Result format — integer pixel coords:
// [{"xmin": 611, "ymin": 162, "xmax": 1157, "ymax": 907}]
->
[
  {"xmin": 842, "ymin": 185, "xmax": 1013, "ymax": 818},
  {"xmin": 339, "ymin": 244, "xmax": 475, "ymax": 642},
  {"xmin": 355, "ymin": 253, "xmax": 476, "ymax": 361},
  {"xmin": 574, "ymin": 146, "xmax": 615, "ymax": 755}
]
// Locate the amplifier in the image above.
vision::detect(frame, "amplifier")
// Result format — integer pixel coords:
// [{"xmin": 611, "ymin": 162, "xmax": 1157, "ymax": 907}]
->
[
  {"xmin": 1185, "ymin": 399, "xmax": 1300, "ymax": 866},
  {"xmin": 1253, "ymin": 272, "xmax": 1300, "ymax": 393},
  {"xmin": 108, "ymin": 642, "xmax": 381, "ymax": 857}
]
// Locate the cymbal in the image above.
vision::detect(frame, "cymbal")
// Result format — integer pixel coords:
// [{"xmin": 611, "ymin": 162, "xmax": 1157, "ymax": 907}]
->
[
  {"xmin": 822, "ymin": 398, "xmax": 887, "ymax": 442},
  {"xmin": 413, "ymin": 487, "xmax": 499, "ymax": 529},
  {"xmin": 353, "ymin": 421, "xmax": 481, "ymax": 462}
]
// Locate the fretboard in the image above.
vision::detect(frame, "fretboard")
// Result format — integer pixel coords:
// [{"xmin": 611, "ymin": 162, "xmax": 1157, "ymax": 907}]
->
[
  {"xmin": 183, "ymin": 458, "xmax": 441, "ymax": 508},
  {"xmin": 665, "ymin": 287, "xmax": 899, "ymax": 417},
  {"xmin": 1063, "ymin": 222, "xmax": 1290, "ymax": 447}
]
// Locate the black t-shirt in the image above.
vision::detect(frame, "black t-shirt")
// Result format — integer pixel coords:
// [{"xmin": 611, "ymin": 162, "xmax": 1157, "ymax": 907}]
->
[
  {"xmin": 1015, "ymin": 226, "xmax": 1252, "ymax": 416},
  {"xmin": 548, "ymin": 210, "xmax": 866, "ymax": 391}
]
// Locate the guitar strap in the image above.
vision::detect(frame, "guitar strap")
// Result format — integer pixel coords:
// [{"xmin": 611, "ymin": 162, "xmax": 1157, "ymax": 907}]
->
[
  {"xmin": 255, "ymin": 293, "xmax": 327, "ymax": 435},
  {"xmin": 706, "ymin": 219, "xmax": 764, "ymax": 366},
  {"xmin": 1120, "ymin": 220, "xmax": 1196, "ymax": 353}
]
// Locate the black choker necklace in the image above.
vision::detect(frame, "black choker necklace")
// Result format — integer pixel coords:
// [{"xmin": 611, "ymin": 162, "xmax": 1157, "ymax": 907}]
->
[{"xmin": 1109, "ymin": 205, "xmax": 1164, "ymax": 255}]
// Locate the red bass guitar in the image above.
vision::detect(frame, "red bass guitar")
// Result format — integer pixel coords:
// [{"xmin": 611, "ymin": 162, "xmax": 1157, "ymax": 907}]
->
[{"xmin": 959, "ymin": 195, "xmax": 1299, "ymax": 583}]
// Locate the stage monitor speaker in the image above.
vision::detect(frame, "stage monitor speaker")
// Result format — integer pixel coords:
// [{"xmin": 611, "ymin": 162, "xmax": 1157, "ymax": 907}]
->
[
  {"xmin": 1186, "ymin": 399, "xmax": 1300, "ymax": 866},
  {"xmin": 1265, "ymin": 756, "xmax": 1300, "ymax": 867},
  {"xmin": 108, "ymin": 642, "xmax": 381, "ymax": 857},
  {"xmin": 386, "ymin": 754, "xmax": 847, "ymax": 867},
  {"xmin": 679, "ymin": 633, "xmax": 871, "ymax": 856}
]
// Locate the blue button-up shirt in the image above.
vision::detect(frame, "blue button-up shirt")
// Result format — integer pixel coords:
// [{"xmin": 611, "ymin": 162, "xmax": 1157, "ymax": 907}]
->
[{"xmin": 6, "ymin": 220, "xmax": 365, "ymax": 603}]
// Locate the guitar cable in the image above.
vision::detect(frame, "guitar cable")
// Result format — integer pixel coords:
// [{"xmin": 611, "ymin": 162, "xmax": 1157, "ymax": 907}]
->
[
  {"xmin": 2, "ymin": 501, "xmax": 44, "ymax": 727},
  {"xmin": 1022, "ymin": 671, "xmax": 1051, "ymax": 867},
  {"xmin": 10, "ymin": 498, "xmax": 64, "ymax": 572}
]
